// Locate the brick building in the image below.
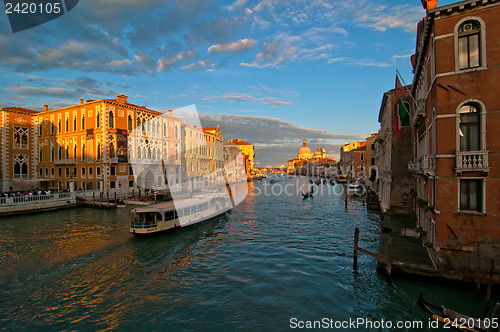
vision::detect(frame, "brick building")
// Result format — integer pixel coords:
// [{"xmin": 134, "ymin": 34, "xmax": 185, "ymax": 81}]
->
[{"xmin": 410, "ymin": 0, "xmax": 500, "ymax": 273}]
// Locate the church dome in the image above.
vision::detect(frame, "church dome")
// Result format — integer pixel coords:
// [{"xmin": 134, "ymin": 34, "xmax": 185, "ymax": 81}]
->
[
  {"xmin": 313, "ymin": 147, "xmax": 322, "ymax": 157},
  {"xmin": 298, "ymin": 140, "xmax": 312, "ymax": 159}
]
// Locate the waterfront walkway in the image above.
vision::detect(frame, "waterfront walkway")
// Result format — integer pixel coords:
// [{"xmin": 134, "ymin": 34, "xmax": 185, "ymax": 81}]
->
[
  {"xmin": 377, "ymin": 215, "xmax": 437, "ymax": 278},
  {"xmin": 377, "ymin": 215, "xmax": 500, "ymax": 286}
]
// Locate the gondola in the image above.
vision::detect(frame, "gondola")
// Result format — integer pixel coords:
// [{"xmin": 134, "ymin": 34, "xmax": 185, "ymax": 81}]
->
[{"xmin": 418, "ymin": 294, "xmax": 487, "ymax": 332}]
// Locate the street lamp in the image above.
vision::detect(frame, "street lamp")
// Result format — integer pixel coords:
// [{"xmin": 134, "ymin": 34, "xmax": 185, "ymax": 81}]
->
[{"xmin": 402, "ymin": 192, "xmax": 409, "ymax": 213}]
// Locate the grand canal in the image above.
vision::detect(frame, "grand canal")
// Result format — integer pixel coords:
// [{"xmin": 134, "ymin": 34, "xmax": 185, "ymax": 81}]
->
[{"xmin": 0, "ymin": 178, "xmax": 496, "ymax": 331}]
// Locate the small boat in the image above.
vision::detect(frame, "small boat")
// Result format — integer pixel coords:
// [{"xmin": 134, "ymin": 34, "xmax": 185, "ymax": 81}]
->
[
  {"xmin": 418, "ymin": 294, "xmax": 487, "ymax": 332},
  {"xmin": 129, "ymin": 193, "xmax": 232, "ymax": 235},
  {"xmin": 122, "ymin": 197, "xmax": 154, "ymax": 205},
  {"xmin": 302, "ymin": 187, "xmax": 314, "ymax": 199}
]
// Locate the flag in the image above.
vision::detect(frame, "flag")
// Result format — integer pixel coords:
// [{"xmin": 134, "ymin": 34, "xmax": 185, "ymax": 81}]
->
[{"xmin": 393, "ymin": 75, "xmax": 410, "ymax": 138}]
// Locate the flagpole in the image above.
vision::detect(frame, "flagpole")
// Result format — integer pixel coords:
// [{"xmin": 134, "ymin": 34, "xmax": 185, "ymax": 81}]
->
[{"xmin": 396, "ymin": 70, "xmax": 416, "ymax": 102}]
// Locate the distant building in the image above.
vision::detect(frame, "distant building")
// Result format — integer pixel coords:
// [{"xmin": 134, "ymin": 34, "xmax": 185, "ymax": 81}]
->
[
  {"xmin": 227, "ymin": 139, "xmax": 255, "ymax": 177},
  {"xmin": 288, "ymin": 140, "xmax": 335, "ymax": 176},
  {"xmin": 374, "ymin": 88, "xmax": 414, "ymax": 215},
  {"xmin": 365, "ymin": 133, "xmax": 378, "ymax": 188},
  {"xmin": 409, "ymin": 0, "xmax": 500, "ymax": 273},
  {"xmin": 339, "ymin": 141, "xmax": 367, "ymax": 179}
]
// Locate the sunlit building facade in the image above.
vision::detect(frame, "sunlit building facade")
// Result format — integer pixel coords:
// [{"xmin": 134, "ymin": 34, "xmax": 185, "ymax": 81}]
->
[{"xmin": 0, "ymin": 107, "xmax": 39, "ymax": 192}]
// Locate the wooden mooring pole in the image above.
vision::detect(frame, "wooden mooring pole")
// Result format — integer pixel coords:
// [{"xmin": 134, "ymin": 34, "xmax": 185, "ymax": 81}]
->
[
  {"xmin": 353, "ymin": 227, "xmax": 392, "ymax": 283},
  {"xmin": 92, "ymin": 192, "xmax": 95, "ymax": 207}
]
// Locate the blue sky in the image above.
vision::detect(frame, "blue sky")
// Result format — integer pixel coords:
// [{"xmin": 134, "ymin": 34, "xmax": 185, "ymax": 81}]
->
[{"xmin": 0, "ymin": 0, "xmax": 453, "ymax": 166}]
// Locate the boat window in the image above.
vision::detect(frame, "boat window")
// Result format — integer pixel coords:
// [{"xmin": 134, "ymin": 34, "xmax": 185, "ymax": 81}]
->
[
  {"xmin": 204, "ymin": 203, "xmax": 209, "ymax": 210},
  {"xmin": 183, "ymin": 207, "xmax": 190, "ymax": 216},
  {"xmin": 136, "ymin": 214, "xmax": 145, "ymax": 223},
  {"xmin": 165, "ymin": 210, "xmax": 175, "ymax": 221},
  {"xmin": 143, "ymin": 212, "xmax": 161, "ymax": 222},
  {"xmin": 193, "ymin": 205, "xmax": 199, "ymax": 213}
]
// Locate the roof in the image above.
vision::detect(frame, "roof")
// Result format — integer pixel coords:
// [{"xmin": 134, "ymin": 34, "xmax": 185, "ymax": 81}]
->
[
  {"xmin": 229, "ymin": 139, "xmax": 252, "ymax": 146},
  {"xmin": 1, "ymin": 107, "xmax": 40, "ymax": 115}
]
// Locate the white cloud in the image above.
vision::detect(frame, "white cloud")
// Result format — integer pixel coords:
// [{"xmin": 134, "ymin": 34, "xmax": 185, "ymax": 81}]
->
[
  {"xmin": 208, "ymin": 38, "xmax": 257, "ymax": 55},
  {"xmin": 157, "ymin": 50, "xmax": 197, "ymax": 72}
]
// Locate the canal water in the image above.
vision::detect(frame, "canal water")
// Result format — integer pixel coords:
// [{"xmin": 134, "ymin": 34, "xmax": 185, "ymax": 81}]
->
[{"xmin": 0, "ymin": 178, "xmax": 496, "ymax": 331}]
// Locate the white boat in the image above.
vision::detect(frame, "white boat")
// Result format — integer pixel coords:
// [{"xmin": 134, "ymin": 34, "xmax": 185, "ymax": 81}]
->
[
  {"xmin": 129, "ymin": 193, "xmax": 232, "ymax": 235},
  {"xmin": 348, "ymin": 182, "xmax": 365, "ymax": 196}
]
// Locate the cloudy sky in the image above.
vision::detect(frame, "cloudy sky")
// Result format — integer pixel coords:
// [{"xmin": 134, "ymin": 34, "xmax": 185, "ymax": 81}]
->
[{"xmin": 0, "ymin": 0, "xmax": 455, "ymax": 166}]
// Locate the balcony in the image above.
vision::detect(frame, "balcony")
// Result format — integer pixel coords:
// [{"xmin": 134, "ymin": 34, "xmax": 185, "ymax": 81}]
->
[
  {"xmin": 54, "ymin": 158, "xmax": 77, "ymax": 165},
  {"xmin": 455, "ymin": 150, "xmax": 489, "ymax": 175},
  {"xmin": 408, "ymin": 155, "xmax": 436, "ymax": 176}
]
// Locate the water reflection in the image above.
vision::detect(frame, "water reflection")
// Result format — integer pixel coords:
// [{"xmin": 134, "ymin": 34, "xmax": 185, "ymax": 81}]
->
[{"xmin": 1, "ymin": 181, "xmax": 498, "ymax": 331}]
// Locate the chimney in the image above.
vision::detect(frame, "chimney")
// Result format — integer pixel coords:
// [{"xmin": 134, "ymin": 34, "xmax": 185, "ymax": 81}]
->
[
  {"xmin": 80, "ymin": 98, "xmax": 84, "ymax": 104},
  {"xmin": 116, "ymin": 94, "xmax": 128, "ymax": 104},
  {"xmin": 421, "ymin": 0, "xmax": 438, "ymax": 9},
  {"xmin": 168, "ymin": 110, "xmax": 173, "ymax": 116},
  {"xmin": 43, "ymin": 104, "xmax": 48, "ymax": 112}
]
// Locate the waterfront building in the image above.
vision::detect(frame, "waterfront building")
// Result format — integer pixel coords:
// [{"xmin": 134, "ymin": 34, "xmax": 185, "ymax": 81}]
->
[
  {"xmin": 203, "ymin": 126, "xmax": 224, "ymax": 173},
  {"xmin": 287, "ymin": 140, "xmax": 335, "ymax": 176},
  {"xmin": 339, "ymin": 141, "xmax": 367, "ymax": 179},
  {"xmin": 365, "ymin": 133, "xmax": 378, "ymax": 188},
  {"xmin": 374, "ymin": 89, "xmax": 414, "ymax": 215},
  {"xmin": 227, "ymin": 139, "xmax": 255, "ymax": 177},
  {"xmin": 409, "ymin": 0, "xmax": 500, "ymax": 273},
  {"xmin": 0, "ymin": 107, "xmax": 39, "ymax": 192},
  {"xmin": 183, "ymin": 124, "xmax": 212, "ymax": 191},
  {"xmin": 36, "ymin": 94, "xmax": 182, "ymax": 194}
]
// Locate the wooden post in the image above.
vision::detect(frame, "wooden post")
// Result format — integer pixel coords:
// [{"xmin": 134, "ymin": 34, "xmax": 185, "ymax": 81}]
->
[
  {"xmin": 353, "ymin": 227, "xmax": 359, "ymax": 270},
  {"xmin": 386, "ymin": 237, "xmax": 392, "ymax": 283},
  {"xmin": 93, "ymin": 192, "xmax": 95, "ymax": 207},
  {"xmin": 483, "ymin": 259, "xmax": 494, "ymax": 318},
  {"xmin": 114, "ymin": 192, "xmax": 117, "ymax": 205},
  {"xmin": 107, "ymin": 192, "xmax": 110, "ymax": 208},
  {"xmin": 99, "ymin": 192, "xmax": 102, "ymax": 208},
  {"xmin": 345, "ymin": 182, "xmax": 348, "ymax": 210}
]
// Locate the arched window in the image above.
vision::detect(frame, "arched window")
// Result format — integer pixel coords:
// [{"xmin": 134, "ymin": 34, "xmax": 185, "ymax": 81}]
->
[
  {"xmin": 58, "ymin": 146, "xmax": 62, "ymax": 159},
  {"xmin": 74, "ymin": 145, "xmax": 77, "ymax": 159},
  {"xmin": 96, "ymin": 112, "xmax": 100, "ymax": 128},
  {"xmin": 65, "ymin": 118, "xmax": 69, "ymax": 132},
  {"xmin": 147, "ymin": 147, "xmax": 152, "ymax": 159},
  {"xmin": 458, "ymin": 20, "xmax": 481, "ymax": 70},
  {"xmin": 459, "ymin": 104, "xmax": 480, "ymax": 151},
  {"xmin": 109, "ymin": 111, "xmax": 114, "ymax": 128},
  {"xmin": 73, "ymin": 117, "xmax": 77, "ymax": 131},
  {"xmin": 39, "ymin": 148, "xmax": 43, "ymax": 163},
  {"xmin": 66, "ymin": 145, "xmax": 69, "ymax": 159},
  {"xmin": 51, "ymin": 147, "xmax": 55, "ymax": 162},
  {"xmin": 128, "ymin": 115, "xmax": 133, "ymax": 131},
  {"xmin": 82, "ymin": 115, "xmax": 85, "ymax": 130},
  {"xmin": 163, "ymin": 123, "xmax": 167, "ymax": 136},
  {"xmin": 58, "ymin": 119, "xmax": 62, "ymax": 133},
  {"xmin": 137, "ymin": 146, "xmax": 141, "ymax": 159},
  {"xmin": 82, "ymin": 144, "xmax": 86, "ymax": 161},
  {"xmin": 97, "ymin": 143, "xmax": 101, "ymax": 160}
]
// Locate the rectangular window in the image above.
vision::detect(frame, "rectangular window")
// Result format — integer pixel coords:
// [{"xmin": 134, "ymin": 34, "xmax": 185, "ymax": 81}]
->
[
  {"xmin": 460, "ymin": 179, "xmax": 482, "ymax": 212},
  {"xmin": 110, "ymin": 166, "xmax": 116, "ymax": 176},
  {"xmin": 58, "ymin": 168, "xmax": 62, "ymax": 177},
  {"xmin": 129, "ymin": 180, "xmax": 134, "ymax": 187},
  {"xmin": 89, "ymin": 167, "xmax": 93, "ymax": 176},
  {"xmin": 81, "ymin": 167, "xmax": 86, "ymax": 177},
  {"xmin": 65, "ymin": 168, "xmax": 69, "ymax": 178},
  {"xmin": 110, "ymin": 181, "xmax": 116, "ymax": 189},
  {"xmin": 97, "ymin": 167, "xmax": 101, "ymax": 175}
]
